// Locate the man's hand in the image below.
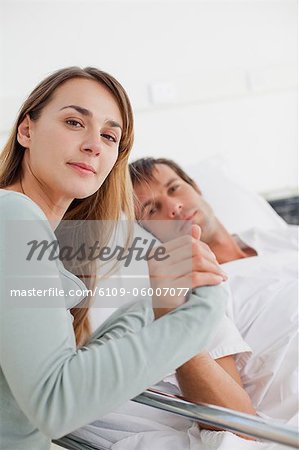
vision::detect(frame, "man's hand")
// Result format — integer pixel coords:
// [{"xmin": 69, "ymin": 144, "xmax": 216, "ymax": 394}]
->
[{"xmin": 148, "ymin": 225, "xmax": 227, "ymax": 318}]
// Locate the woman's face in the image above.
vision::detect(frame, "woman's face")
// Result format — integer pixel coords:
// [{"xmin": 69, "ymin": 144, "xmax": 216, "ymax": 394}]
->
[{"xmin": 18, "ymin": 78, "xmax": 123, "ymax": 201}]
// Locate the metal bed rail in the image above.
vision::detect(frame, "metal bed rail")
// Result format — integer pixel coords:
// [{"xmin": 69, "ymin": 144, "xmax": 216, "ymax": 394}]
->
[
  {"xmin": 133, "ymin": 389, "xmax": 299, "ymax": 449},
  {"xmin": 55, "ymin": 388, "xmax": 299, "ymax": 449}
]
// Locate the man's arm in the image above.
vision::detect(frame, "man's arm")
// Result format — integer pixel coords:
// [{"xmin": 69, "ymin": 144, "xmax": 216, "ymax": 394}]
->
[{"xmin": 176, "ymin": 352, "xmax": 256, "ymax": 434}]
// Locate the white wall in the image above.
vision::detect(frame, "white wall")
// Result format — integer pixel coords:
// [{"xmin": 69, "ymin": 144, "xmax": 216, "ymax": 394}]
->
[{"xmin": 0, "ymin": 0, "xmax": 297, "ymax": 194}]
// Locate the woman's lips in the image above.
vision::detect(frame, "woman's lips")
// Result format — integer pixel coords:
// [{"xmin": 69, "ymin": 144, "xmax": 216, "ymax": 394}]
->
[{"xmin": 67, "ymin": 162, "xmax": 96, "ymax": 175}]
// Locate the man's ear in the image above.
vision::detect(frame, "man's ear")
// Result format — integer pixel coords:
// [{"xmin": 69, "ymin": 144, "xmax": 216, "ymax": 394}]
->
[{"xmin": 17, "ymin": 115, "xmax": 32, "ymax": 147}]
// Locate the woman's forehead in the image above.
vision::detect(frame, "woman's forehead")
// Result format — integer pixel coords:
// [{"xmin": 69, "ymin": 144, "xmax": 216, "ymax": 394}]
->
[{"xmin": 46, "ymin": 78, "xmax": 123, "ymax": 126}]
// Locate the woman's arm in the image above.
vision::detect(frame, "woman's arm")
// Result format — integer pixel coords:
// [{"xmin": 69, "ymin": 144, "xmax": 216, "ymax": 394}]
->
[{"xmin": 1, "ymin": 287, "xmax": 227, "ymax": 440}]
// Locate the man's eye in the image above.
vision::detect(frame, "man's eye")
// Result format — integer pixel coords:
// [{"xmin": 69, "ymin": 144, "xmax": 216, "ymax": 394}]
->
[
  {"xmin": 65, "ymin": 119, "xmax": 83, "ymax": 128},
  {"xmin": 101, "ymin": 133, "xmax": 117, "ymax": 143},
  {"xmin": 170, "ymin": 185, "xmax": 179, "ymax": 192},
  {"xmin": 148, "ymin": 207, "xmax": 157, "ymax": 216}
]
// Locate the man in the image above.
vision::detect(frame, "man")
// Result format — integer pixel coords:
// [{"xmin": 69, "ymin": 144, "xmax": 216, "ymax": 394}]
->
[
  {"xmin": 129, "ymin": 157, "xmax": 257, "ymax": 263},
  {"xmin": 128, "ymin": 157, "xmax": 257, "ymax": 421},
  {"xmin": 129, "ymin": 157, "xmax": 298, "ymax": 423}
]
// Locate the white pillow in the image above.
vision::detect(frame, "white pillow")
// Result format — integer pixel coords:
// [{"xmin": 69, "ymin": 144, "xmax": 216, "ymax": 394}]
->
[{"xmin": 182, "ymin": 156, "xmax": 287, "ymax": 234}]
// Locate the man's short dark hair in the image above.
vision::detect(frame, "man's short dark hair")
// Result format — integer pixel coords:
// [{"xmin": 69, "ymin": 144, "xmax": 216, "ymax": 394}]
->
[{"xmin": 129, "ymin": 157, "xmax": 200, "ymax": 193}]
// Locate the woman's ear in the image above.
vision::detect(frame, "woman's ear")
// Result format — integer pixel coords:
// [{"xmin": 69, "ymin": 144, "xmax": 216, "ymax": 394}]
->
[{"xmin": 17, "ymin": 115, "xmax": 31, "ymax": 147}]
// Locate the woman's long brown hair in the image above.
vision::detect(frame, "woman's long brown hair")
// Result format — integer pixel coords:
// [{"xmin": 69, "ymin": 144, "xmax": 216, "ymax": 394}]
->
[{"xmin": 0, "ymin": 67, "xmax": 135, "ymax": 346}]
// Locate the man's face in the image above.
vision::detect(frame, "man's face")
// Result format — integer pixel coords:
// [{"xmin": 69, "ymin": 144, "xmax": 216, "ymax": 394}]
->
[{"xmin": 133, "ymin": 163, "xmax": 217, "ymax": 243}]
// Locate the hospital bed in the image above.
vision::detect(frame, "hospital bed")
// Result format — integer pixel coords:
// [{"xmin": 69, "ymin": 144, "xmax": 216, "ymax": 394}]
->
[
  {"xmin": 54, "ymin": 388, "xmax": 299, "ymax": 449},
  {"xmin": 54, "ymin": 158, "xmax": 298, "ymax": 450}
]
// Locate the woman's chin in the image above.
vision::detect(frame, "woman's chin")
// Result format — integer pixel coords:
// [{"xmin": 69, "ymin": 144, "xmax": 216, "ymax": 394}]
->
[
  {"xmin": 73, "ymin": 191, "xmax": 95, "ymax": 200},
  {"xmin": 60, "ymin": 180, "xmax": 101, "ymax": 200},
  {"xmin": 72, "ymin": 187, "xmax": 99, "ymax": 200}
]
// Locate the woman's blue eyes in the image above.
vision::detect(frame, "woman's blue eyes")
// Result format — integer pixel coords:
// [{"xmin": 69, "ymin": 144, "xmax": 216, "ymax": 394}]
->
[{"xmin": 65, "ymin": 120, "xmax": 117, "ymax": 143}]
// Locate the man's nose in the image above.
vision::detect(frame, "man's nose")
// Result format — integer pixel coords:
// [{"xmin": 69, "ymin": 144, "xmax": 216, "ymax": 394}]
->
[{"xmin": 166, "ymin": 200, "xmax": 183, "ymax": 218}]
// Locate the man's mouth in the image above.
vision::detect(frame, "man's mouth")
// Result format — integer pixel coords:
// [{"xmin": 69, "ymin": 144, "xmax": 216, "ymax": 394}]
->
[
  {"xmin": 178, "ymin": 211, "xmax": 197, "ymax": 232},
  {"xmin": 184, "ymin": 211, "xmax": 196, "ymax": 221}
]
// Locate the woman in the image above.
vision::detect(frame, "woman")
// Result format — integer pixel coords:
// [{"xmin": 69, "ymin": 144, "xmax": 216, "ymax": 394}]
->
[{"xmin": 0, "ymin": 67, "xmax": 227, "ymax": 450}]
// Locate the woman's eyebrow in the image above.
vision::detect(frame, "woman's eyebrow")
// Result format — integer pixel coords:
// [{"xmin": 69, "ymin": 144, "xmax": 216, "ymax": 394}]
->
[
  {"xmin": 59, "ymin": 105, "xmax": 122, "ymax": 131},
  {"xmin": 105, "ymin": 120, "xmax": 122, "ymax": 132},
  {"xmin": 60, "ymin": 105, "xmax": 92, "ymax": 116}
]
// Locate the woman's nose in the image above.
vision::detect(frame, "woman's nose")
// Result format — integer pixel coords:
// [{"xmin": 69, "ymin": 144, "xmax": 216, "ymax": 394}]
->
[{"xmin": 80, "ymin": 134, "xmax": 102, "ymax": 157}]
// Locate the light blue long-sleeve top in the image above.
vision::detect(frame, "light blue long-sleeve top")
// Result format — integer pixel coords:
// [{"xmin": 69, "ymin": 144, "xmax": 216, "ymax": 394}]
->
[{"xmin": 0, "ymin": 190, "xmax": 227, "ymax": 450}]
